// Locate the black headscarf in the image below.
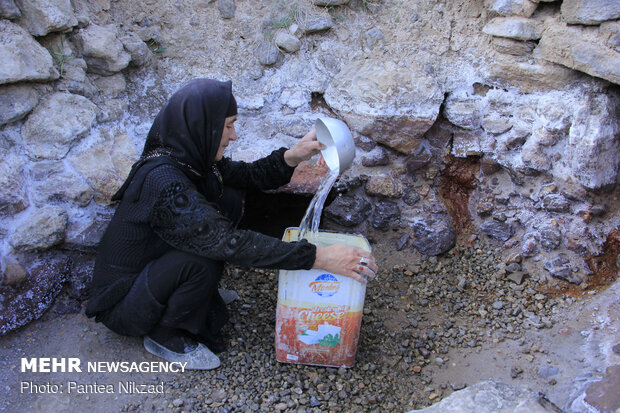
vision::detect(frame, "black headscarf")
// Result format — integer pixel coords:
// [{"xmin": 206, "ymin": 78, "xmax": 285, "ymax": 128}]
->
[{"xmin": 113, "ymin": 78, "xmax": 235, "ymax": 202}]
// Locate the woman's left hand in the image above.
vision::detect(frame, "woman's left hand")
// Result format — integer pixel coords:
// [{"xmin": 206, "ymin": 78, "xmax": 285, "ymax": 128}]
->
[{"xmin": 284, "ymin": 129, "xmax": 326, "ymax": 168}]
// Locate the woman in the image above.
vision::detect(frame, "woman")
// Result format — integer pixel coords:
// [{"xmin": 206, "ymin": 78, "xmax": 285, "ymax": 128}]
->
[{"xmin": 86, "ymin": 79, "xmax": 377, "ymax": 369}]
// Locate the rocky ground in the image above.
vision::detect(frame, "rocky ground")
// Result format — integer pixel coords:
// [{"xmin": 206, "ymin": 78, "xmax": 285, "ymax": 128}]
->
[
  {"xmin": 2, "ymin": 0, "xmax": 619, "ymax": 410},
  {"xmin": 1, "ymin": 235, "xmax": 617, "ymax": 412}
]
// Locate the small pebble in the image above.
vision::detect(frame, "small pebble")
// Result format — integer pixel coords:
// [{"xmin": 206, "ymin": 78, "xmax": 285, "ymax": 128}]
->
[
  {"xmin": 450, "ymin": 382, "xmax": 466, "ymax": 391},
  {"xmin": 537, "ymin": 366, "xmax": 559, "ymax": 379}
]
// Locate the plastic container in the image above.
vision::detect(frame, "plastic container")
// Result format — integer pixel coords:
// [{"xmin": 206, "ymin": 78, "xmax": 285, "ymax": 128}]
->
[{"xmin": 275, "ymin": 228, "xmax": 370, "ymax": 368}]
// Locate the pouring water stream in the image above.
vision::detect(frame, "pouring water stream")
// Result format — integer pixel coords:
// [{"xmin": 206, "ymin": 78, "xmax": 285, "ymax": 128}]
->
[
  {"xmin": 297, "ymin": 168, "xmax": 340, "ymax": 244},
  {"xmin": 297, "ymin": 117, "xmax": 354, "ymax": 244}
]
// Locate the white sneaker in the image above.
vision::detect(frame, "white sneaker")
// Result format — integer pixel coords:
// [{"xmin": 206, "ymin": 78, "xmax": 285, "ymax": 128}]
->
[{"xmin": 143, "ymin": 336, "xmax": 221, "ymax": 370}]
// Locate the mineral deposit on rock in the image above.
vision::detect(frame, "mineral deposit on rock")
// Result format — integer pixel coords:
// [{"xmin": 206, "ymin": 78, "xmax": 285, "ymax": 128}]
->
[{"xmin": 21, "ymin": 92, "xmax": 97, "ymax": 160}]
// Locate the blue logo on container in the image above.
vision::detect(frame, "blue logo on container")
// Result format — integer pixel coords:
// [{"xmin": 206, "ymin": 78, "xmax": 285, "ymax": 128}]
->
[{"xmin": 309, "ymin": 274, "xmax": 341, "ymax": 297}]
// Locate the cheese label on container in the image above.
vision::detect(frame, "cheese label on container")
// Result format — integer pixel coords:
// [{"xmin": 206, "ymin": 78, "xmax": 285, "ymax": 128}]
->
[{"xmin": 275, "ymin": 228, "xmax": 370, "ymax": 368}]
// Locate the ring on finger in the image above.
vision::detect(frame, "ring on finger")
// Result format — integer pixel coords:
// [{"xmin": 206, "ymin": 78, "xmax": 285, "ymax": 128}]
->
[{"xmin": 359, "ymin": 257, "xmax": 369, "ymax": 267}]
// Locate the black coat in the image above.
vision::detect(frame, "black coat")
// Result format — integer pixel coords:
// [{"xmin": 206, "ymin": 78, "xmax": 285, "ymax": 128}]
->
[{"xmin": 85, "ymin": 148, "xmax": 316, "ymax": 318}]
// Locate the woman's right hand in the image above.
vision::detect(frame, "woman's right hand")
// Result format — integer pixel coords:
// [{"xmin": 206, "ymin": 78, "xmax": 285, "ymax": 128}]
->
[
  {"xmin": 313, "ymin": 244, "xmax": 378, "ymax": 284},
  {"xmin": 284, "ymin": 129, "xmax": 326, "ymax": 167}
]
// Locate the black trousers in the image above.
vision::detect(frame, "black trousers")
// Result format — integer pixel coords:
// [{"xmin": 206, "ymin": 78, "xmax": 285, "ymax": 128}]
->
[
  {"xmin": 100, "ymin": 186, "xmax": 244, "ymax": 352},
  {"xmin": 100, "ymin": 250, "xmax": 228, "ymax": 350}
]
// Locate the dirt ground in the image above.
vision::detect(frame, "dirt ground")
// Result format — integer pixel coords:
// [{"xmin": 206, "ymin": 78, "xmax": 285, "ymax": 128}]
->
[
  {"xmin": 1, "ymin": 241, "xmax": 618, "ymax": 412},
  {"xmin": 431, "ymin": 279, "xmax": 620, "ymax": 411}
]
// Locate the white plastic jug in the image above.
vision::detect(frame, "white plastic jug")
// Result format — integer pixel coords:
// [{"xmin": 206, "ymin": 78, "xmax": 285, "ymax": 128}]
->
[{"xmin": 275, "ymin": 228, "xmax": 370, "ymax": 368}]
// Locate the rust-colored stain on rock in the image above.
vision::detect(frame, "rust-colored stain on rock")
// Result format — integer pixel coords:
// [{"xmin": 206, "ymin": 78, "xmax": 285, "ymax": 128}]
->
[
  {"xmin": 438, "ymin": 155, "xmax": 480, "ymax": 235},
  {"xmin": 585, "ymin": 228, "xmax": 620, "ymax": 290},
  {"xmin": 279, "ymin": 161, "xmax": 328, "ymax": 195}
]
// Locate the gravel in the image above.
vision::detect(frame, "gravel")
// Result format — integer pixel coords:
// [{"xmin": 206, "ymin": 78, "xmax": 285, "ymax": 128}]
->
[{"xmin": 120, "ymin": 240, "xmax": 572, "ymax": 412}]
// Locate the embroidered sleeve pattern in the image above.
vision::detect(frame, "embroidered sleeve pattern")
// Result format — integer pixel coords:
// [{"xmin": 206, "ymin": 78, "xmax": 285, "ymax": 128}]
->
[{"xmin": 149, "ymin": 181, "xmax": 316, "ymax": 270}]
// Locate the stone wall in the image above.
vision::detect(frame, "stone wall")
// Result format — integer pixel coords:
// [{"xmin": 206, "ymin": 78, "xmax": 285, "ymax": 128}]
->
[{"xmin": 0, "ymin": 0, "xmax": 618, "ymax": 332}]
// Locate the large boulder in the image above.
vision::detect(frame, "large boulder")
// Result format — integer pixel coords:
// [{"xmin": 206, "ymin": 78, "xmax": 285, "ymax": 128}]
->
[
  {"xmin": 0, "ymin": 83, "xmax": 38, "ymax": 126},
  {"xmin": 14, "ymin": 0, "xmax": 77, "ymax": 36},
  {"xmin": 73, "ymin": 24, "xmax": 131, "ymax": 75},
  {"xmin": 21, "ymin": 92, "xmax": 97, "ymax": 160},
  {"xmin": 407, "ymin": 379, "xmax": 556, "ymax": 412},
  {"xmin": 325, "ymin": 58, "xmax": 444, "ymax": 154},
  {"xmin": 0, "ymin": 152, "xmax": 29, "ymax": 216},
  {"xmin": 538, "ymin": 21, "xmax": 620, "ymax": 85},
  {"xmin": 9, "ymin": 206, "xmax": 68, "ymax": 251},
  {"xmin": 561, "ymin": 0, "xmax": 620, "ymax": 25},
  {"xmin": 0, "ymin": 20, "xmax": 58, "ymax": 84}
]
